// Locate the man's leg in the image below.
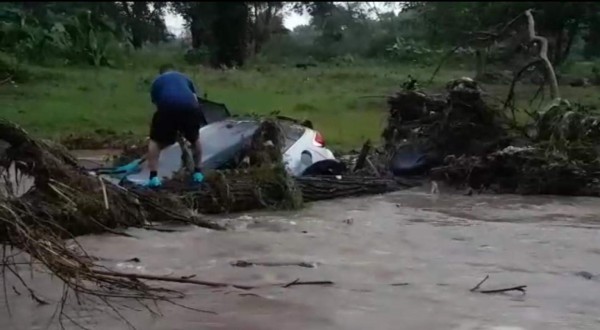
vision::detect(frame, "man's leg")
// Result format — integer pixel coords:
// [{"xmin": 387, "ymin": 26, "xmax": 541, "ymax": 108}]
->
[
  {"xmin": 182, "ymin": 108, "xmax": 204, "ymax": 182},
  {"xmin": 192, "ymin": 136, "xmax": 202, "ymax": 172},
  {"xmin": 147, "ymin": 110, "xmax": 176, "ymax": 186},
  {"xmin": 147, "ymin": 139, "xmax": 161, "ymax": 177}
]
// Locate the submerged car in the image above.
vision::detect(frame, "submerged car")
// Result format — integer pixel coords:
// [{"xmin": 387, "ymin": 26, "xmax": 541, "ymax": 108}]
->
[{"xmin": 105, "ymin": 99, "xmax": 339, "ymax": 186}]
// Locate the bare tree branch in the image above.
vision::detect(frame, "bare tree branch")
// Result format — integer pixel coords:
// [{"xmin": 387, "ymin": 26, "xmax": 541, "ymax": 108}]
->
[
  {"xmin": 470, "ymin": 275, "xmax": 527, "ymax": 295},
  {"xmin": 524, "ymin": 9, "xmax": 560, "ymax": 100},
  {"xmin": 428, "ymin": 12, "xmax": 525, "ymax": 84},
  {"xmin": 503, "ymin": 59, "xmax": 543, "ymax": 114}
]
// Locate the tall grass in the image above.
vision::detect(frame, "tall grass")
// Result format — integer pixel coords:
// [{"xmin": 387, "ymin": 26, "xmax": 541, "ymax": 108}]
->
[{"xmin": 1, "ymin": 48, "xmax": 599, "ymax": 150}]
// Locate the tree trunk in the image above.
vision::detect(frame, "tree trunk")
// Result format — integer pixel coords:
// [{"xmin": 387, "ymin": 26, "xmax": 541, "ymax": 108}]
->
[
  {"xmin": 560, "ymin": 25, "xmax": 578, "ymax": 65},
  {"xmin": 257, "ymin": 3, "xmax": 275, "ymax": 54},
  {"xmin": 190, "ymin": 16, "xmax": 203, "ymax": 49},
  {"xmin": 583, "ymin": 25, "xmax": 600, "ymax": 59},
  {"xmin": 121, "ymin": 2, "xmax": 144, "ymax": 49},
  {"xmin": 253, "ymin": 4, "xmax": 260, "ymax": 55},
  {"xmin": 553, "ymin": 30, "xmax": 563, "ymax": 65},
  {"xmin": 211, "ymin": 2, "xmax": 249, "ymax": 67},
  {"xmin": 130, "ymin": 28, "xmax": 143, "ymax": 49},
  {"xmin": 475, "ymin": 49, "xmax": 487, "ymax": 81},
  {"xmin": 524, "ymin": 9, "xmax": 560, "ymax": 100}
]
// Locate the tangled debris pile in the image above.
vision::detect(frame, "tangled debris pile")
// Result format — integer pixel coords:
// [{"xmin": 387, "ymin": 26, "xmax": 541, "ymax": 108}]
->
[
  {"xmin": 430, "ymin": 99, "xmax": 600, "ymax": 196},
  {"xmin": 0, "ymin": 117, "xmax": 404, "ymax": 235},
  {"xmin": 383, "ymin": 78, "xmax": 512, "ymax": 164},
  {"xmin": 128, "ymin": 119, "xmax": 403, "ymax": 214},
  {"xmin": 380, "ymin": 77, "xmax": 600, "ymax": 196},
  {"xmin": 0, "ymin": 118, "xmax": 216, "ymax": 320},
  {"xmin": 0, "ymin": 116, "xmax": 405, "ymax": 315}
]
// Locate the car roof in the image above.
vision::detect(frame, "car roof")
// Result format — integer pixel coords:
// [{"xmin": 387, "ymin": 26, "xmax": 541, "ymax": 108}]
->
[{"xmin": 212, "ymin": 116, "xmax": 310, "ymax": 130}]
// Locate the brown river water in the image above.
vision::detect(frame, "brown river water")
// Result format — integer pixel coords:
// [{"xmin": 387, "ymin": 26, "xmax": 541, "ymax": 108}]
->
[{"xmin": 2, "ymin": 150, "xmax": 600, "ymax": 329}]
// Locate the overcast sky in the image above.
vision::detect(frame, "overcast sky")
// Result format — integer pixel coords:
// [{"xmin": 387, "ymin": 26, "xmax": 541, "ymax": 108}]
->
[
  {"xmin": 164, "ymin": 8, "xmax": 311, "ymax": 37},
  {"xmin": 164, "ymin": 3, "xmax": 398, "ymax": 37}
]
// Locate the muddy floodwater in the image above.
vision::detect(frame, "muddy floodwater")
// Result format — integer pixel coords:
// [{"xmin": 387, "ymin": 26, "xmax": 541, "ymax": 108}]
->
[{"xmin": 3, "ymin": 187, "xmax": 600, "ymax": 330}]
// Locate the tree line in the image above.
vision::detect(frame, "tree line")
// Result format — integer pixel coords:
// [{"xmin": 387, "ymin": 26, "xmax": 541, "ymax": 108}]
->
[{"xmin": 1, "ymin": 2, "xmax": 599, "ymax": 71}]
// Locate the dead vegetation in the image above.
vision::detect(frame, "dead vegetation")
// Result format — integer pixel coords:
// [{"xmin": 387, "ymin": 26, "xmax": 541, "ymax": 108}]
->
[
  {"xmin": 381, "ymin": 73, "xmax": 600, "ymax": 196},
  {"xmin": 0, "ymin": 116, "xmax": 406, "ymax": 325},
  {"xmin": 372, "ymin": 9, "xmax": 600, "ymax": 197}
]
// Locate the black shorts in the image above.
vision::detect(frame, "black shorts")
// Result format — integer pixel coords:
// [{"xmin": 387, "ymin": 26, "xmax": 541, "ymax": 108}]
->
[{"xmin": 149, "ymin": 106, "xmax": 204, "ymax": 147}]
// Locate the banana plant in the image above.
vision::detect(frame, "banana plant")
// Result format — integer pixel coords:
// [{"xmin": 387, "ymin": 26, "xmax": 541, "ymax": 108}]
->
[
  {"xmin": 1, "ymin": 6, "xmax": 129, "ymax": 67},
  {"xmin": 61, "ymin": 10, "xmax": 127, "ymax": 66}
]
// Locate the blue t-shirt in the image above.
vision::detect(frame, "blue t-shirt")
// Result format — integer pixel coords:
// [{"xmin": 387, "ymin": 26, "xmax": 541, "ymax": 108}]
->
[{"xmin": 150, "ymin": 71, "xmax": 200, "ymax": 110}]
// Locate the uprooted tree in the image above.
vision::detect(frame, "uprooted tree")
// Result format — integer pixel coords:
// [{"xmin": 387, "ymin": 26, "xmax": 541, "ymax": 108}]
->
[
  {"xmin": 383, "ymin": 76, "xmax": 600, "ymax": 196},
  {"xmin": 381, "ymin": 9, "xmax": 600, "ymax": 197}
]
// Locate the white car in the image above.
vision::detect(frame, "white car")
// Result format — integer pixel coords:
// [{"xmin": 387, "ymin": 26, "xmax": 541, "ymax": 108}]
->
[{"xmin": 117, "ymin": 117, "xmax": 337, "ymax": 185}]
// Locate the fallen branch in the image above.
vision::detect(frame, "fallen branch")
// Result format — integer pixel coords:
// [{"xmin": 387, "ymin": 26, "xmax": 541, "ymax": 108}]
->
[
  {"xmin": 529, "ymin": 76, "xmax": 547, "ymax": 109},
  {"xmin": 479, "ymin": 286, "xmax": 527, "ymax": 294},
  {"xmin": 469, "ymin": 274, "xmax": 490, "ymax": 292},
  {"xmin": 231, "ymin": 260, "xmax": 317, "ymax": 268},
  {"xmin": 155, "ymin": 173, "xmax": 402, "ymax": 211},
  {"xmin": 428, "ymin": 44, "xmax": 468, "ymax": 84},
  {"xmin": 470, "ymin": 275, "xmax": 527, "ymax": 294},
  {"xmin": 366, "ymin": 157, "xmax": 381, "ymax": 177},
  {"xmin": 92, "ymin": 269, "xmax": 334, "ymax": 291},
  {"xmin": 91, "ymin": 269, "xmax": 256, "ymax": 290},
  {"xmin": 4, "ymin": 264, "xmax": 49, "ymax": 305},
  {"xmin": 353, "ymin": 140, "xmax": 371, "ymax": 172},
  {"xmin": 282, "ymin": 278, "xmax": 334, "ymax": 288},
  {"xmin": 0, "ymin": 76, "xmax": 13, "ymax": 86},
  {"xmin": 98, "ymin": 177, "xmax": 110, "ymax": 210},
  {"xmin": 389, "ymin": 282, "xmax": 410, "ymax": 287},
  {"xmin": 503, "ymin": 59, "xmax": 543, "ymax": 116}
]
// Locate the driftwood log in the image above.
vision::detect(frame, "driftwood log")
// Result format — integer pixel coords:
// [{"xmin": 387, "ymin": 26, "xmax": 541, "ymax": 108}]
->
[{"xmin": 127, "ymin": 170, "xmax": 403, "ymax": 215}]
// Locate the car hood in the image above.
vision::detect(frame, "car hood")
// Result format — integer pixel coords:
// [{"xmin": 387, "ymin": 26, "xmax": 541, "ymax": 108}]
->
[{"xmin": 122, "ymin": 119, "xmax": 260, "ymax": 184}]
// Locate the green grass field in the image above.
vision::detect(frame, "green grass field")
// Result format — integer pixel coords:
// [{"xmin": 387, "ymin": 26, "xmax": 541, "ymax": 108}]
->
[{"xmin": 1, "ymin": 50, "xmax": 599, "ymax": 150}]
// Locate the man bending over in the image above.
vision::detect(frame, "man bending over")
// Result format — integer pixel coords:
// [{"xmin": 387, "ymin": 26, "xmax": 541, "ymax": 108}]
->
[{"xmin": 145, "ymin": 64, "xmax": 205, "ymax": 187}]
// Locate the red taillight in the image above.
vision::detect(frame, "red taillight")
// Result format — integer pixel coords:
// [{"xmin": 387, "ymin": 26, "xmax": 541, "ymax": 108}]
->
[{"xmin": 314, "ymin": 131, "xmax": 325, "ymax": 147}]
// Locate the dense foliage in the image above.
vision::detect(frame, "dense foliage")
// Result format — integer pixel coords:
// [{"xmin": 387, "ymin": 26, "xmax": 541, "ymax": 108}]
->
[{"xmin": 0, "ymin": 1, "xmax": 599, "ymax": 73}]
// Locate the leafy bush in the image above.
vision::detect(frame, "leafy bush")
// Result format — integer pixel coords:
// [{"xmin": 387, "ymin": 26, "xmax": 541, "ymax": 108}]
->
[
  {"xmin": 0, "ymin": 51, "xmax": 30, "ymax": 82},
  {"xmin": 184, "ymin": 46, "xmax": 211, "ymax": 65},
  {"xmin": 0, "ymin": 7, "xmax": 131, "ymax": 67},
  {"xmin": 384, "ymin": 37, "xmax": 444, "ymax": 64}
]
